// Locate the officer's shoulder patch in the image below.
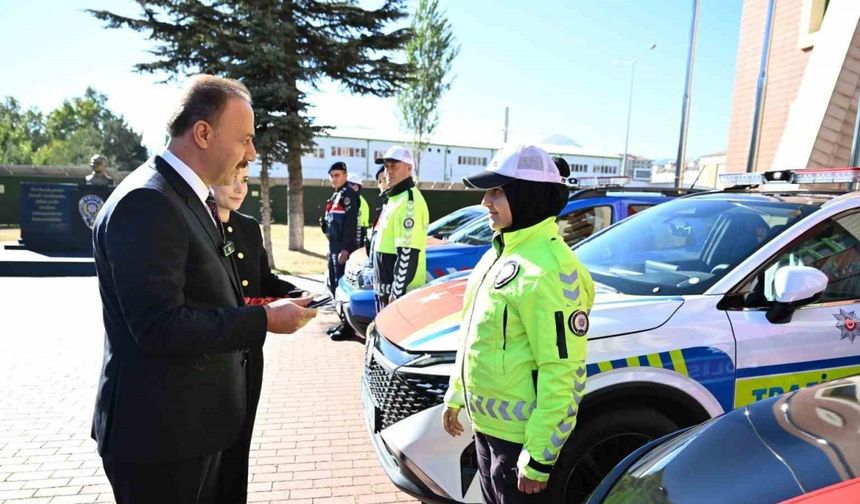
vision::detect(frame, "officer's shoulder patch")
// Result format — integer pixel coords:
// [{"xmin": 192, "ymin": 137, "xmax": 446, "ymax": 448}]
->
[
  {"xmin": 568, "ymin": 310, "xmax": 589, "ymax": 337},
  {"xmin": 404, "ymin": 218, "xmax": 414, "ymax": 229},
  {"xmin": 494, "ymin": 260, "xmax": 520, "ymax": 289},
  {"xmin": 343, "ymin": 197, "xmax": 351, "ymax": 206}
]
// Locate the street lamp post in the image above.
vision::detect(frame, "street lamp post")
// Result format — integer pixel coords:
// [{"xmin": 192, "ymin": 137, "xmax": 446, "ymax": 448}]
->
[{"xmin": 620, "ymin": 43, "xmax": 657, "ymax": 178}]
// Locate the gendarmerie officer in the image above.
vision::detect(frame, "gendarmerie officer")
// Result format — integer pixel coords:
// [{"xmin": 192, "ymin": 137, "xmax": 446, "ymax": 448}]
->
[{"xmin": 322, "ymin": 161, "xmax": 360, "ymax": 339}]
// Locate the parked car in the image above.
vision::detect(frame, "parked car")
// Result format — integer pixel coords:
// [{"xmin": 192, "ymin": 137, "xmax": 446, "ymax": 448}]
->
[
  {"xmin": 587, "ymin": 375, "xmax": 860, "ymax": 504},
  {"xmin": 339, "ymin": 186, "xmax": 684, "ymax": 335},
  {"xmin": 361, "ymin": 168, "xmax": 860, "ymax": 503},
  {"xmin": 426, "ymin": 204, "xmax": 486, "ymax": 240}
]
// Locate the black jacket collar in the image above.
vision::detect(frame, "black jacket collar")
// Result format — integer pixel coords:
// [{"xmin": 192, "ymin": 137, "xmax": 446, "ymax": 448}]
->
[{"xmin": 387, "ymin": 177, "xmax": 415, "ymax": 197}]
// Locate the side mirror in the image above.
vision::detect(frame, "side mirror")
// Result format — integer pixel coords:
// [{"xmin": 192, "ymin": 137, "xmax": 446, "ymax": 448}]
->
[{"xmin": 766, "ymin": 266, "xmax": 828, "ymax": 324}]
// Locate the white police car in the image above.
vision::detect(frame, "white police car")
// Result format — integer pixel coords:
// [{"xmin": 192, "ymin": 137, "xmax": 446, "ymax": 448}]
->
[{"xmin": 361, "ymin": 168, "xmax": 860, "ymax": 503}]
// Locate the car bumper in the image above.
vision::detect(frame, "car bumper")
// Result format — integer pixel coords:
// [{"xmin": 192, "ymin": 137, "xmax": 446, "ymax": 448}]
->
[
  {"xmin": 361, "ymin": 378, "xmax": 467, "ymax": 504},
  {"xmin": 336, "ymin": 285, "xmax": 374, "ymax": 337}
]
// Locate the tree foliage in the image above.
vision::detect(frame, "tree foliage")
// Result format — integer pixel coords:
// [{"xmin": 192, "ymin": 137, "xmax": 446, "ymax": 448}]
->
[
  {"xmin": 90, "ymin": 0, "xmax": 413, "ymax": 254},
  {"xmin": 397, "ymin": 0, "xmax": 459, "ymax": 177},
  {"xmin": 0, "ymin": 89, "xmax": 147, "ymax": 170}
]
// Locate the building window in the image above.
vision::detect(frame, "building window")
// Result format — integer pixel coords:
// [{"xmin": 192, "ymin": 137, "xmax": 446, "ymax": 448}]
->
[
  {"xmin": 457, "ymin": 156, "xmax": 488, "ymax": 166},
  {"xmin": 307, "ymin": 147, "xmax": 325, "ymax": 159},
  {"xmin": 799, "ymin": 0, "xmax": 830, "ymax": 49},
  {"xmin": 330, "ymin": 146, "xmax": 367, "ymax": 158}
]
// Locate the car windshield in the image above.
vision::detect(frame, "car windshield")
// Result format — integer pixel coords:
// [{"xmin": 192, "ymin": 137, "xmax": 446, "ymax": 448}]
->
[
  {"xmin": 427, "ymin": 206, "xmax": 484, "ymax": 238},
  {"xmin": 573, "ymin": 194, "xmax": 822, "ymax": 296},
  {"xmin": 448, "ymin": 215, "xmax": 493, "ymax": 245}
]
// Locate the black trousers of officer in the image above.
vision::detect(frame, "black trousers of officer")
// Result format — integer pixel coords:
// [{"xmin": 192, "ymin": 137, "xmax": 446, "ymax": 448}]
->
[
  {"xmin": 327, "ymin": 251, "xmax": 346, "ymax": 296},
  {"xmin": 475, "ymin": 432, "xmax": 545, "ymax": 504}
]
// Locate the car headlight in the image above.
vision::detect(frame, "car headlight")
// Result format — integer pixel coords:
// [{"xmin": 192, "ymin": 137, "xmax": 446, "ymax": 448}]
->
[{"xmin": 358, "ymin": 268, "xmax": 374, "ymax": 289}]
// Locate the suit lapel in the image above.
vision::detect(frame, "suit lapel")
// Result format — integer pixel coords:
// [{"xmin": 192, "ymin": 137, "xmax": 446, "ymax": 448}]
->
[{"xmin": 154, "ymin": 156, "xmax": 244, "ymax": 300}]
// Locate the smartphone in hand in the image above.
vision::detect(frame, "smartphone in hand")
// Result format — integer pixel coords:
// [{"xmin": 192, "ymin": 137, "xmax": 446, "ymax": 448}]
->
[{"xmin": 307, "ymin": 294, "xmax": 333, "ymax": 309}]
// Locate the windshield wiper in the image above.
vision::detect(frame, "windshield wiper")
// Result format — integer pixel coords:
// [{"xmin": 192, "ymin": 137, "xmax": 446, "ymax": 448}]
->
[{"xmin": 594, "ymin": 280, "xmax": 618, "ymax": 293}]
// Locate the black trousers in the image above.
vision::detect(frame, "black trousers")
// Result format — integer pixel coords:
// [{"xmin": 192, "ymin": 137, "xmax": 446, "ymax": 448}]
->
[
  {"xmin": 327, "ymin": 251, "xmax": 346, "ymax": 296},
  {"xmin": 475, "ymin": 432, "xmax": 545, "ymax": 504},
  {"xmin": 103, "ymin": 450, "xmax": 228, "ymax": 504}
]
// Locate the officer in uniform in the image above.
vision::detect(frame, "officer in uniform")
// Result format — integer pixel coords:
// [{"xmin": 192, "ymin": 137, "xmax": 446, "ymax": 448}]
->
[
  {"xmin": 321, "ymin": 161, "xmax": 360, "ymax": 339},
  {"xmin": 442, "ymin": 144, "xmax": 594, "ymax": 503},
  {"xmin": 347, "ymin": 172, "xmax": 370, "ymax": 249},
  {"xmin": 371, "ymin": 145, "xmax": 429, "ymax": 310}
]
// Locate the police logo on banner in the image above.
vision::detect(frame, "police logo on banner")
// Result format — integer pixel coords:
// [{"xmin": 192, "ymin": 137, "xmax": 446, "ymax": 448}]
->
[
  {"xmin": 78, "ymin": 194, "xmax": 105, "ymax": 229},
  {"xmin": 494, "ymin": 261, "xmax": 519, "ymax": 289},
  {"xmin": 404, "ymin": 218, "xmax": 414, "ymax": 229},
  {"xmin": 569, "ymin": 311, "xmax": 589, "ymax": 336}
]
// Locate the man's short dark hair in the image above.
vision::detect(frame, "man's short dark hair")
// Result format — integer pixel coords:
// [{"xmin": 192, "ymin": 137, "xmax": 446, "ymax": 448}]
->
[
  {"xmin": 329, "ymin": 161, "xmax": 347, "ymax": 173},
  {"xmin": 167, "ymin": 75, "xmax": 252, "ymax": 138}
]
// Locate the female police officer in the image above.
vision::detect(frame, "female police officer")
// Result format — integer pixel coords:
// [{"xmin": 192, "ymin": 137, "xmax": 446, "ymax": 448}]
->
[{"xmin": 442, "ymin": 144, "xmax": 594, "ymax": 503}]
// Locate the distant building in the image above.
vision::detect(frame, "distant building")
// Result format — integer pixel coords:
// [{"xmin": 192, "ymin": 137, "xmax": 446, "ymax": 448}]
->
[
  {"xmin": 622, "ymin": 154, "xmax": 654, "ymax": 183},
  {"xmin": 726, "ymin": 1, "xmax": 860, "ymax": 173},
  {"xmin": 247, "ymin": 130, "xmax": 623, "ymax": 184},
  {"xmin": 649, "ymin": 152, "xmax": 725, "ymax": 189}
]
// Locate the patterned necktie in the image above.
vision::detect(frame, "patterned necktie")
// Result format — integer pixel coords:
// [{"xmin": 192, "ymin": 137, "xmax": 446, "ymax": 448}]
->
[{"xmin": 205, "ymin": 194, "xmax": 226, "ymax": 241}]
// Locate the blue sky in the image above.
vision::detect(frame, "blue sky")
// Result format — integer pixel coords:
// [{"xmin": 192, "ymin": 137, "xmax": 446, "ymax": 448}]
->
[{"xmin": 0, "ymin": 0, "xmax": 742, "ymax": 160}]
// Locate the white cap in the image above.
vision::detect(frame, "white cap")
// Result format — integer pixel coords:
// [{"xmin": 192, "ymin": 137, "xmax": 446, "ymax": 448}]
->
[
  {"xmin": 374, "ymin": 145, "xmax": 414, "ymax": 166},
  {"xmin": 347, "ymin": 173, "xmax": 363, "ymax": 186},
  {"xmin": 463, "ymin": 143, "xmax": 564, "ymax": 189}
]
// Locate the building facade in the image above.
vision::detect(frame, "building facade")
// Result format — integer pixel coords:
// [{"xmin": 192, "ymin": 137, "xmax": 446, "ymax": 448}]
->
[{"xmin": 726, "ymin": 0, "xmax": 860, "ymax": 173}]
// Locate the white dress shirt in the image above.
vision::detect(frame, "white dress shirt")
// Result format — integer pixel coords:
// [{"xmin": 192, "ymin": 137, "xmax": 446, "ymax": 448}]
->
[{"xmin": 160, "ymin": 149, "xmax": 217, "ymax": 227}]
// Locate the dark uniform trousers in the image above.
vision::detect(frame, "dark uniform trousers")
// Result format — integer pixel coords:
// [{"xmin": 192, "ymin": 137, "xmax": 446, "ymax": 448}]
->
[{"xmin": 475, "ymin": 433, "xmax": 545, "ymax": 504}]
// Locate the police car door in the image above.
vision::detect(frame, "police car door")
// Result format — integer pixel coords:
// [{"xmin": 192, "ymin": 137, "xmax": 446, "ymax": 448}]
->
[{"xmin": 726, "ymin": 210, "xmax": 860, "ymax": 408}]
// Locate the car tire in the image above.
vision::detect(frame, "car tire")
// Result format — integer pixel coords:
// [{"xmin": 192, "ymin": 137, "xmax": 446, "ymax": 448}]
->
[{"xmin": 544, "ymin": 406, "xmax": 679, "ymax": 503}]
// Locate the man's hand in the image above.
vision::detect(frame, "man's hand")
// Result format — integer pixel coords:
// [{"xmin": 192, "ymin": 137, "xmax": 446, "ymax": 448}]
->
[
  {"xmin": 338, "ymin": 250, "xmax": 350, "ymax": 265},
  {"xmin": 264, "ymin": 296, "xmax": 317, "ymax": 333},
  {"xmin": 442, "ymin": 407, "xmax": 464, "ymax": 436},
  {"xmin": 517, "ymin": 472, "xmax": 548, "ymax": 494}
]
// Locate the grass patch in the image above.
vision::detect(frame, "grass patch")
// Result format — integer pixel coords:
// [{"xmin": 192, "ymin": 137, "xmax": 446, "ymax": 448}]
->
[
  {"xmin": 269, "ymin": 224, "xmax": 328, "ymax": 276},
  {"xmin": 0, "ymin": 228, "xmax": 20, "ymax": 242}
]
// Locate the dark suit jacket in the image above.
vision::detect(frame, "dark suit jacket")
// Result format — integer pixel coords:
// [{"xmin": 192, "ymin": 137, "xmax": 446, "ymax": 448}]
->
[
  {"xmin": 91, "ymin": 156, "xmax": 268, "ymax": 463},
  {"xmin": 227, "ymin": 211, "xmax": 297, "ymax": 299}
]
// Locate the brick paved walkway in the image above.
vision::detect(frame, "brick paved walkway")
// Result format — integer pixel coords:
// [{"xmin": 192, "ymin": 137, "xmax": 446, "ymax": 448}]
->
[{"xmin": 0, "ymin": 277, "xmax": 417, "ymax": 504}]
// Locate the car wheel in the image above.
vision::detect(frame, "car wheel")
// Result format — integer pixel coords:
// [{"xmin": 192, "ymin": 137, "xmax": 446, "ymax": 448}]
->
[{"xmin": 545, "ymin": 407, "xmax": 679, "ymax": 503}]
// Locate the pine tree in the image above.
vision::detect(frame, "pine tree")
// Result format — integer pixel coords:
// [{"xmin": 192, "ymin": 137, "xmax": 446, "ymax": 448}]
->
[{"xmin": 90, "ymin": 0, "xmax": 412, "ymax": 262}]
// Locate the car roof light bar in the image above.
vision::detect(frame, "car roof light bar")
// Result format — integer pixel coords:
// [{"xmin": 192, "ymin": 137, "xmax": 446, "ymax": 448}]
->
[
  {"xmin": 566, "ymin": 176, "xmax": 630, "ymax": 188},
  {"xmin": 719, "ymin": 167, "xmax": 860, "ymax": 187}
]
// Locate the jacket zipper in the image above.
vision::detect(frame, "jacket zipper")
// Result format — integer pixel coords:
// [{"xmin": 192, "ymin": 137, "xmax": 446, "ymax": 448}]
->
[{"xmin": 460, "ymin": 236, "xmax": 504, "ymax": 422}]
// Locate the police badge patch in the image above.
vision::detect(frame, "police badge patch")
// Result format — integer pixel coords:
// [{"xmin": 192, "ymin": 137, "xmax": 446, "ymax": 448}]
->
[
  {"xmin": 78, "ymin": 194, "xmax": 105, "ymax": 230},
  {"xmin": 343, "ymin": 197, "xmax": 351, "ymax": 206},
  {"xmin": 404, "ymin": 218, "xmax": 414, "ymax": 229},
  {"xmin": 569, "ymin": 311, "xmax": 589, "ymax": 336},
  {"xmin": 494, "ymin": 261, "xmax": 519, "ymax": 288}
]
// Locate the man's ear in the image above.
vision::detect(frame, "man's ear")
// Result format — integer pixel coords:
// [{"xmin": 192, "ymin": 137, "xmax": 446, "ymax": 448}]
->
[{"xmin": 192, "ymin": 120, "xmax": 213, "ymax": 149}]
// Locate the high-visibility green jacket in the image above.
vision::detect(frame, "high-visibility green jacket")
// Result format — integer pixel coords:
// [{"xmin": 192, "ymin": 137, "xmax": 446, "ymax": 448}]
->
[
  {"xmin": 372, "ymin": 178, "xmax": 429, "ymax": 300},
  {"xmin": 444, "ymin": 217, "xmax": 594, "ymax": 482},
  {"xmin": 358, "ymin": 195, "xmax": 370, "ymax": 228}
]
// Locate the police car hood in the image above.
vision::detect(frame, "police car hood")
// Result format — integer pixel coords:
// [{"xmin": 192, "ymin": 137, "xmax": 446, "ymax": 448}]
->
[{"xmin": 375, "ymin": 279, "xmax": 684, "ymax": 352}]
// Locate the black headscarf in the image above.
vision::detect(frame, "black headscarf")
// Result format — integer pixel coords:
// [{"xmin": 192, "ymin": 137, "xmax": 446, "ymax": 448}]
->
[{"xmin": 500, "ymin": 157, "xmax": 570, "ymax": 233}]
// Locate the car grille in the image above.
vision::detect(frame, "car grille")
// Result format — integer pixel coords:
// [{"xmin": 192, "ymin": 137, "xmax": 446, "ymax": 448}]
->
[{"xmin": 366, "ymin": 354, "xmax": 449, "ymax": 430}]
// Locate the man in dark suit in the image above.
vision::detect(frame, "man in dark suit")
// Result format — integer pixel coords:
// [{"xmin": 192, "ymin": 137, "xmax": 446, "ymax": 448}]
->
[{"xmin": 91, "ymin": 74, "xmax": 316, "ymax": 504}]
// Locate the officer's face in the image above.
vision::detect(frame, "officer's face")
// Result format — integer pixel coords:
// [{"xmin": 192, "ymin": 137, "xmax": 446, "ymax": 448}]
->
[
  {"xmin": 329, "ymin": 170, "xmax": 347, "ymax": 189},
  {"xmin": 384, "ymin": 160, "xmax": 412, "ymax": 187},
  {"xmin": 482, "ymin": 187, "xmax": 513, "ymax": 231},
  {"xmin": 212, "ymin": 165, "xmax": 249, "ymax": 212},
  {"xmin": 377, "ymin": 173, "xmax": 388, "ymax": 192}
]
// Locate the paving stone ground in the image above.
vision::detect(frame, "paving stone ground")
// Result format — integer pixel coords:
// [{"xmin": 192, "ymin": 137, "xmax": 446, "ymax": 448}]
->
[{"xmin": 0, "ymin": 277, "xmax": 418, "ymax": 504}]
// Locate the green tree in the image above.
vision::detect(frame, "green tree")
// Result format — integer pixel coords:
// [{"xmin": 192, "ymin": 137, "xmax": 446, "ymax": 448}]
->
[
  {"xmin": 90, "ymin": 1, "xmax": 412, "ymax": 261},
  {"xmin": 397, "ymin": 0, "xmax": 459, "ymax": 178},
  {"xmin": 36, "ymin": 88, "xmax": 148, "ymax": 170},
  {"xmin": 0, "ymin": 98, "xmax": 46, "ymax": 165}
]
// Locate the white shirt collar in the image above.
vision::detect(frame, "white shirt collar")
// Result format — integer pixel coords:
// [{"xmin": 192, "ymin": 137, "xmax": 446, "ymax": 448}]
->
[{"xmin": 160, "ymin": 149, "xmax": 211, "ymax": 206}]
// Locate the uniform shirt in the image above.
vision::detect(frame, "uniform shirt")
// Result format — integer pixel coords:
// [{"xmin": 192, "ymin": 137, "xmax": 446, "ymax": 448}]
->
[
  {"xmin": 444, "ymin": 217, "xmax": 595, "ymax": 482},
  {"xmin": 372, "ymin": 177, "xmax": 429, "ymax": 300},
  {"xmin": 323, "ymin": 184, "xmax": 360, "ymax": 253},
  {"xmin": 225, "ymin": 211, "xmax": 297, "ymax": 298}
]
